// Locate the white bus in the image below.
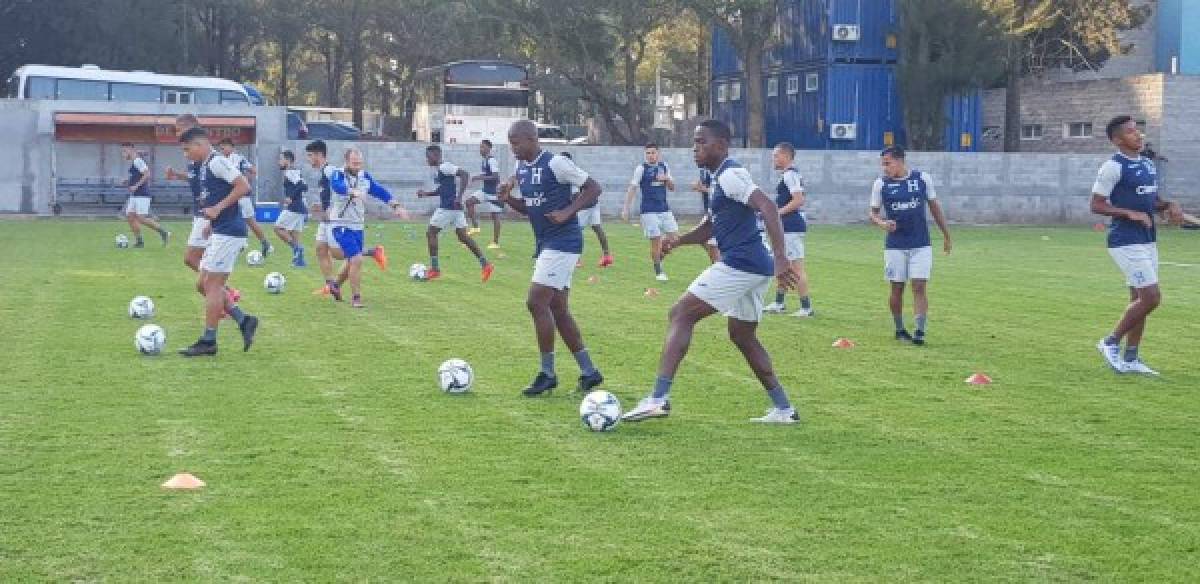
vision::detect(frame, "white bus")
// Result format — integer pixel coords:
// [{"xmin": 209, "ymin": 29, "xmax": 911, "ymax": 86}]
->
[
  {"xmin": 4, "ymin": 64, "xmax": 253, "ymax": 105},
  {"xmin": 412, "ymin": 60, "xmax": 529, "ymax": 144}
]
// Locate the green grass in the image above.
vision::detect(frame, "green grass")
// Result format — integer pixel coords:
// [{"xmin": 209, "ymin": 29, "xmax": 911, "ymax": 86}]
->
[{"xmin": 1, "ymin": 218, "xmax": 1199, "ymax": 582}]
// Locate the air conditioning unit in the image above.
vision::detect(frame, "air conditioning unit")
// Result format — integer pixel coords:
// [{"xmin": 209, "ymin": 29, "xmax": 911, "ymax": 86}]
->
[
  {"xmin": 832, "ymin": 25, "xmax": 860, "ymax": 42},
  {"xmin": 830, "ymin": 123, "xmax": 857, "ymax": 140}
]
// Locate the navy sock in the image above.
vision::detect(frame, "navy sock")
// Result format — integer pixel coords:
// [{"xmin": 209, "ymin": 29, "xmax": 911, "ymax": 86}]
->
[
  {"xmin": 915, "ymin": 314, "xmax": 927, "ymax": 334},
  {"xmin": 766, "ymin": 386, "xmax": 792, "ymax": 410},
  {"xmin": 1124, "ymin": 345, "xmax": 1139, "ymax": 362},
  {"xmin": 653, "ymin": 261, "xmax": 663, "ymax": 275},
  {"xmin": 228, "ymin": 306, "xmax": 247, "ymax": 326},
  {"xmin": 800, "ymin": 296, "xmax": 812, "ymax": 310},
  {"xmin": 775, "ymin": 291, "xmax": 786, "ymax": 305},
  {"xmin": 893, "ymin": 315, "xmax": 906, "ymax": 332},
  {"xmin": 573, "ymin": 349, "xmax": 597, "ymax": 376},
  {"xmin": 431, "ymin": 256, "xmax": 440, "ymax": 270},
  {"xmin": 478, "ymin": 255, "xmax": 488, "ymax": 268},
  {"xmin": 540, "ymin": 352, "xmax": 555, "ymax": 376},
  {"xmin": 652, "ymin": 376, "xmax": 673, "ymax": 400},
  {"xmin": 200, "ymin": 327, "xmax": 217, "ymax": 343}
]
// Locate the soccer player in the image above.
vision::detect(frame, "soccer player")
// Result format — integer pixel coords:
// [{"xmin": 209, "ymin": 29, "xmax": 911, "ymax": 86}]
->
[
  {"xmin": 464, "ymin": 139, "xmax": 505, "ymax": 249},
  {"xmin": 497, "ymin": 120, "xmax": 605, "ymax": 397},
  {"xmin": 120, "ymin": 143, "xmax": 169, "ymax": 248},
  {"xmin": 868, "ymin": 146, "xmax": 952, "ymax": 346},
  {"xmin": 1093, "ymin": 115, "xmax": 1184, "ymax": 375},
  {"xmin": 622, "ymin": 144, "xmax": 678, "ymax": 281},
  {"xmin": 693, "ymin": 168, "xmax": 720, "ymax": 264},
  {"xmin": 561, "ymin": 151, "xmax": 613, "ymax": 267},
  {"xmin": 329, "ymin": 147, "xmax": 405, "ymax": 308},
  {"xmin": 762, "ymin": 142, "xmax": 814, "ymax": 317},
  {"xmin": 217, "ymin": 138, "xmax": 272, "ymax": 257},
  {"xmin": 621, "ymin": 120, "xmax": 801, "ymax": 424},
  {"xmin": 274, "ymin": 150, "xmax": 309, "ymax": 267},
  {"xmin": 304, "ymin": 140, "xmax": 344, "ymax": 297},
  {"xmin": 416, "ymin": 145, "xmax": 494, "ymax": 282},
  {"xmin": 165, "ymin": 114, "xmax": 208, "ymax": 272},
  {"xmin": 177, "ymin": 127, "xmax": 259, "ymax": 357}
]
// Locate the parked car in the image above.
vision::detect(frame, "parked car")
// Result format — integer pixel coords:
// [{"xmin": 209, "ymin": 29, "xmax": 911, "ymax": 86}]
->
[
  {"xmin": 306, "ymin": 121, "xmax": 361, "ymax": 141},
  {"xmin": 286, "ymin": 110, "xmax": 309, "ymax": 140},
  {"xmin": 536, "ymin": 123, "xmax": 568, "ymax": 144}
]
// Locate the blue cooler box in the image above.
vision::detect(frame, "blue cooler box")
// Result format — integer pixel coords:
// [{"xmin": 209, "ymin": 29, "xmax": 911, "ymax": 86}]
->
[{"xmin": 256, "ymin": 201, "xmax": 281, "ymax": 223}]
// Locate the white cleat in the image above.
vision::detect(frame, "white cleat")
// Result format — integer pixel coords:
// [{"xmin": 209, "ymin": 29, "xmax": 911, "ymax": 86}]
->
[
  {"xmin": 655, "ymin": 272, "xmax": 669, "ymax": 282},
  {"xmin": 1096, "ymin": 339, "xmax": 1123, "ymax": 372},
  {"xmin": 1121, "ymin": 359, "xmax": 1160, "ymax": 376},
  {"xmin": 763, "ymin": 302, "xmax": 786, "ymax": 314},
  {"xmin": 621, "ymin": 397, "xmax": 670, "ymax": 422},
  {"xmin": 751, "ymin": 408, "xmax": 800, "ymax": 424},
  {"xmin": 790, "ymin": 307, "xmax": 814, "ymax": 318}
]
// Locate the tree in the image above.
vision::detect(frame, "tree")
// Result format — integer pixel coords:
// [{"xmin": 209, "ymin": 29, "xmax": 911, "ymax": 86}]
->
[
  {"xmin": 685, "ymin": 0, "xmax": 779, "ymax": 147},
  {"xmin": 983, "ymin": 0, "xmax": 1151, "ymax": 151},
  {"xmin": 259, "ymin": 0, "xmax": 307, "ymax": 104},
  {"xmin": 898, "ymin": 0, "xmax": 1004, "ymax": 150}
]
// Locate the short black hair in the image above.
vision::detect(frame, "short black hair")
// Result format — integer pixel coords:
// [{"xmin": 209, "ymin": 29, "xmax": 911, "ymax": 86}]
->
[
  {"xmin": 426, "ymin": 144, "xmax": 442, "ymax": 154},
  {"xmin": 179, "ymin": 127, "xmax": 209, "ymax": 143},
  {"xmin": 645, "ymin": 143, "xmax": 659, "ymax": 150},
  {"xmin": 281, "ymin": 150, "xmax": 295, "ymax": 162},
  {"xmin": 481, "ymin": 139, "xmax": 493, "ymax": 147},
  {"xmin": 1107, "ymin": 115, "xmax": 1134, "ymax": 140},
  {"xmin": 560, "ymin": 151, "xmax": 572, "ymax": 159},
  {"xmin": 217, "ymin": 137, "xmax": 234, "ymax": 147},
  {"xmin": 305, "ymin": 140, "xmax": 327, "ymax": 155},
  {"xmin": 698, "ymin": 119, "xmax": 732, "ymax": 143},
  {"xmin": 881, "ymin": 146, "xmax": 906, "ymax": 160},
  {"xmin": 774, "ymin": 142, "xmax": 795, "ymax": 157}
]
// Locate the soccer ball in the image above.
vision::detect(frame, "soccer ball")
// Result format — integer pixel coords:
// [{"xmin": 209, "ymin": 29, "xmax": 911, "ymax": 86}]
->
[
  {"xmin": 128, "ymin": 295, "xmax": 155, "ymax": 319},
  {"xmin": 437, "ymin": 358, "xmax": 473, "ymax": 394},
  {"xmin": 408, "ymin": 263, "xmax": 428, "ymax": 281},
  {"xmin": 264, "ymin": 272, "xmax": 286, "ymax": 294},
  {"xmin": 246, "ymin": 250, "xmax": 265, "ymax": 266},
  {"xmin": 579, "ymin": 390, "xmax": 621, "ymax": 432},
  {"xmin": 115, "ymin": 234, "xmax": 130, "ymax": 248},
  {"xmin": 134, "ymin": 324, "xmax": 166, "ymax": 355}
]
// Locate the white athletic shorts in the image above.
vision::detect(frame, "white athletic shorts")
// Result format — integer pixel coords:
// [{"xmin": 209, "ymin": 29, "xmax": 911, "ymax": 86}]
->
[
  {"xmin": 238, "ymin": 197, "xmax": 256, "ymax": 219},
  {"xmin": 200, "ymin": 234, "xmax": 246, "ymax": 274},
  {"xmin": 466, "ymin": 192, "xmax": 504, "ymax": 214},
  {"xmin": 785, "ymin": 232, "xmax": 806, "ymax": 261},
  {"xmin": 641, "ymin": 211, "xmax": 679, "ymax": 239},
  {"xmin": 430, "ymin": 208, "xmax": 469, "ymax": 230},
  {"xmin": 885, "ymin": 246, "xmax": 933, "ymax": 282},
  {"xmin": 577, "ymin": 207, "xmax": 603, "ymax": 228},
  {"xmin": 125, "ymin": 196, "xmax": 151, "ymax": 216},
  {"xmin": 315, "ymin": 222, "xmax": 340, "ymax": 249},
  {"xmin": 1109, "ymin": 243, "xmax": 1159, "ymax": 288},
  {"xmin": 187, "ymin": 217, "xmax": 210, "ymax": 248},
  {"xmin": 276, "ymin": 210, "xmax": 306, "ymax": 231},
  {"xmin": 688, "ymin": 262, "xmax": 772, "ymax": 323},
  {"xmin": 532, "ymin": 249, "xmax": 580, "ymax": 291}
]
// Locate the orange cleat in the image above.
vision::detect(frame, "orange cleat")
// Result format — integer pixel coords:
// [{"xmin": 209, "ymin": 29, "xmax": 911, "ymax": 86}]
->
[
  {"xmin": 371, "ymin": 245, "xmax": 388, "ymax": 271},
  {"xmin": 312, "ymin": 285, "xmax": 331, "ymax": 296},
  {"xmin": 481, "ymin": 263, "xmax": 495, "ymax": 283},
  {"xmin": 426, "ymin": 269, "xmax": 442, "ymax": 281},
  {"xmin": 598, "ymin": 254, "xmax": 614, "ymax": 268}
]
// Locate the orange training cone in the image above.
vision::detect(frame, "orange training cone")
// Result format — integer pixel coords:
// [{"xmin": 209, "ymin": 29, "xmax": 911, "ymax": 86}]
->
[
  {"xmin": 832, "ymin": 338, "xmax": 856, "ymax": 349},
  {"xmin": 162, "ymin": 472, "xmax": 206, "ymax": 490},
  {"xmin": 644, "ymin": 287, "xmax": 660, "ymax": 298},
  {"xmin": 965, "ymin": 373, "xmax": 993, "ymax": 386}
]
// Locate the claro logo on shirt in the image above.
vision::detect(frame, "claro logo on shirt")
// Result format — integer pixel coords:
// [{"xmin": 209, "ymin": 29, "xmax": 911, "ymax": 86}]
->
[
  {"xmin": 1136, "ymin": 185, "xmax": 1158, "ymax": 196},
  {"xmin": 890, "ymin": 197, "xmax": 923, "ymax": 212}
]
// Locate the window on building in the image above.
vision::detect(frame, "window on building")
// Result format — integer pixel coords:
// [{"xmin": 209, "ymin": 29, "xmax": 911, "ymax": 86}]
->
[
  {"xmin": 219, "ymin": 90, "xmax": 249, "ymax": 105},
  {"xmin": 193, "ymin": 89, "xmax": 220, "ymax": 105},
  {"xmin": 730, "ymin": 82, "xmax": 742, "ymax": 101},
  {"xmin": 25, "ymin": 77, "xmax": 55, "ymax": 99},
  {"xmin": 982, "ymin": 126, "xmax": 1002, "ymax": 141},
  {"xmin": 717, "ymin": 84, "xmax": 727, "ymax": 103},
  {"xmin": 767, "ymin": 77, "xmax": 778, "ymax": 97},
  {"xmin": 163, "ymin": 89, "xmax": 193, "ymax": 105},
  {"xmin": 1066, "ymin": 122, "xmax": 1093, "ymax": 139},
  {"xmin": 1021, "ymin": 124, "xmax": 1043, "ymax": 140},
  {"xmin": 805, "ymin": 73, "xmax": 819, "ymax": 92},
  {"xmin": 786, "ymin": 75, "xmax": 800, "ymax": 95}
]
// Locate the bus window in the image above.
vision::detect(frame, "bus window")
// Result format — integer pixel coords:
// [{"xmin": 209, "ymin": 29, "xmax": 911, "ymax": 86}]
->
[
  {"xmin": 111, "ymin": 83, "xmax": 160, "ymax": 103},
  {"xmin": 57, "ymin": 79, "xmax": 108, "ymax": 101},
  {"xmin": 25, "ymin": 77, "xmax": 55, "ymax": 99},
  {"xmin": 194, "ymin": 89, "xmax": 220, "ymax": 104},
  {"xmin": 163, "ymin": 89, "xmax": 194, "ymax": 105},
  {"xmin": 220, "ymin": 91, "xmax": 249, "ymax": 105}
]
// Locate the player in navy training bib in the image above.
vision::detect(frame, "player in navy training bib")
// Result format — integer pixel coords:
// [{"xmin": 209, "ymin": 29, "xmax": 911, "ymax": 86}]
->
[
  {"xmin": 274, "ymin": 150, "xmax": 309, "ymax": 267},
  {"xmin": 692, "ymin": 167, "xmax": 721, "ymax": 264},
  {"xmin": 164, "ymin": 114, "xmax": 210, "ymax": 273},
  {"xmin": 621, "ymin": 120, "xmax": 802, "ymax": 425},
  {"xmin": 561, "ymin": 151, "xmax": 614, "ymax": 267},
  {"xmin": 498, "ymin": 120, "xmax": 606, "ymax": 398},
  {"xmin": 869, "ymin": 146, "xmax": 952, "ymax": 346},
  {"xmin": 120, "ymin": 142, "xmax": 169, "ymax": 248},
  {"xmin": 464, "ymin": 139, "xmax": 506, "ymax": 249},
  {"xmin": 622, "ymin": 144, "xmax": 679, "ymax": 281},
  {"xmin": 416, "ymin": 144, "xmax": 493, "ymax": 282},
  {"xmin": 217, "ymin": 138, "xmax": 272, "ymax": 257},
  {"xmin": 1091, "ymin": 115, "xmax": 1184, "ymax": 375},
  {"xmin": 761, "ymin": 142, "xmax": 814, "ymax": 317}
]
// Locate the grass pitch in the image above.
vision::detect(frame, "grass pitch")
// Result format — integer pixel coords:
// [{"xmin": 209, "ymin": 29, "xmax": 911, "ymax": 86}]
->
[{"xmin": 1, "ymin": 219, "xmax": 1198, "ymax": 582}]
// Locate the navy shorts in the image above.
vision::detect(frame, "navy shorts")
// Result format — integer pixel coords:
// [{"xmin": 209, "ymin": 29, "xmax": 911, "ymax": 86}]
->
[{"xmin": 332, "ymin": 227, "xmax": 365, "ymax": 258}]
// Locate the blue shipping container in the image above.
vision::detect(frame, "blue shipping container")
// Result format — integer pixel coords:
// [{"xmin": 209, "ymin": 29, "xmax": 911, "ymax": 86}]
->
[{"xmin": 943, "ymin": 92, "xmax": 982, "ymax": 152}]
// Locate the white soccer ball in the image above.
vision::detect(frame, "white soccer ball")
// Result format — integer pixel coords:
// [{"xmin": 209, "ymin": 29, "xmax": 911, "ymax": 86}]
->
[
  {"xmin": 128, "ymin": 296, "xmax": 155, "ymax": 319},
  {"xmin": 579, "ymin": 390, "xmax": 621, "ymax": 432},
  {"xmin": 408, "ymin": 263, "xmax": 428, "ymax": 281},
  {"xmin": 264, "ymin": 272, "xmax": 286, "ymax": 294},
  {"xmin": 246, "ymin": 250, "xmax": 265, "ymax": 266},
  {"xmin": 437, "ymin": 358, "xmax": 473, "ymax": 394},
  {"xmin": 115, "ymin": 234, "xmax": 130, "ymax": 248},
  {"xmin": 134, "ymin": 324, "xmax": 166, "ymax": 355}
]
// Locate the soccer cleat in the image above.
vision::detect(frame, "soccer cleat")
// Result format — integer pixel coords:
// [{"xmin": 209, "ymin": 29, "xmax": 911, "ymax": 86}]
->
[
  {"xmin": 763, "ymin": 302, "xmax": 786, "ymax": 314},
  {"xmin": 133, "ymin": 240, "xmax": 145, "ymax": 248},
  {"xmin": 468, "ymin": 227, "xmax": 482, "ymax": 236},
  {"xmin": 160, "ymin": 231, "xmax": 171, "ymax": 246},
  {"xmin": 577, "ymin": 371, "xmax": 604, "ymax": 393},
  {"xmin": 179, "ymin": 340, "xmax": 217, "ymax": 357},
  {"xmin": 599, "ymin": 254, "xmax": 614, "ymax": 268},
  {"xmin": 1096, "ymin": 339, "xmax": 1123, "ymax": 372},
  {"xmin": 372, "ymin": 245, "xmax": 388, "ymax": 271},
  {"xmin": 1121, "ymin": 359, "xmax": 1160, "ymax": 376},
  {"xmin": 426, "ymin": 269, "xmax": 442, "ymax": 281},
  {"xmin": 351, "ymin": 295, "xmax": 365, "ymax": 309},
  {"xmin": 481, "ymin": 263, "xmax": 495, "ymax": 283},
  {"xmin": 895, "ymin": 330, "xmax": 914, "ymax": 343},
  {"xmin": 238, "ymin": 315, "xmax": 259, "ymax": 352},
  {"xmin": 328, "ymin": 282, "xmax": 343, "ymax": 302},
  {"xmin": 751, "ymin": 408, "xmax": 800, "ymax": 424},
  {"xmin": 912, "ymin": 331, "xmax": 926, "ymax": 346},
  {"xmin": 790, "ymin": 307, "xmax": 814, "ymax": 318},
  {"xmin": 655, "ymin": 272, "xmax": 669, "ymax": 282},
  {"xmin": 487, "ymin": 242, "xmax": 501, "ymax": 250},
  {"xmin": 292, "ymin": 256, "xmax": 307, "ymax": 268},
  {"xmin": 312, "ymin": 285, "xmax": 331, "ymax": 297},
  {"xmin": 621, "ymin": 397, "xmax": 671, "ymax": 422},
  {"xmin": 522, "ymin": 372, "xmax": 558, "ymax": 397}
]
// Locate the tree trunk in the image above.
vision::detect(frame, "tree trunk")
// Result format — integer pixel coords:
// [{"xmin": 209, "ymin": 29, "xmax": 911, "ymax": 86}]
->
[
  {"xmin": 350, "ymin": 35, "xmax": 364, "ymax": 130},
  {"xmin": 742, "ymin": 42, "xmax": 765, "ymax": 148},
  {"xmin": 696, "ymin": 29, "xmax": 708, "ymax": 116},
  {"xmin": 621, "ymin": 43, "xmax": 643, "ymax": 145},
  {"xmin": 1003, "ymin": 45, "xmax": 1022, "ymax": 152},
  {"xmin": 278, "ymin": 35, "xmax": 291, "ymax": 106}
]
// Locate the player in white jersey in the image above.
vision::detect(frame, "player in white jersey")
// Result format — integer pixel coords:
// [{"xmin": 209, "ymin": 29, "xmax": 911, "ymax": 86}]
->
[
  {"xmin": 305, "ymin": 140, "xmax": 345, "ymax": 298},
  {"xmin": 328, "ymin": 148, "xmax": 406, "ymax": 308},
  {"xmin": 217, "ymin": 138, "xmax": 272, "ymax": 257}
]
